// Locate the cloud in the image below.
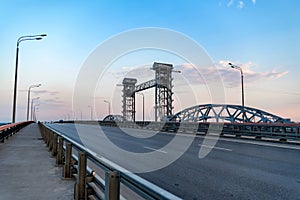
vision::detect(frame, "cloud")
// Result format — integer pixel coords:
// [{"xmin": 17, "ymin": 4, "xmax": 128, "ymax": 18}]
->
[
  {"xmin": 29, "ymin": 90, "xmax": 65, "ymax": 108},
  {"xmin": 227, "ymin": 0, "xmax": 234, "ymax": 7},
  {"xmin": 106, "ymin": 60, "xmax": 287, "ymax": 89},
  {"xmin": 225, "ymin": 0, "xmax": 256, "ymax": 9},
  {"xmin": 31, "ymin": 90, "xmax": 59, "ymax": 96},
  {"xmin": 108, "ymin": 64, "xmax": 156, "ymax": 84},
  {"xmin": 41, "ymin": 98, "xmax": 66, "ymax": 108},
  {"xmin": 238, "ymin": 1, "xmax": 244, "ymax": 8},
  {"xmin": 173, "ymin": 61, "xmax": 288, "ymax": 88},
  {"xmin": 217, "ymin": 60, "xmax": 288, "ymax": 87}
]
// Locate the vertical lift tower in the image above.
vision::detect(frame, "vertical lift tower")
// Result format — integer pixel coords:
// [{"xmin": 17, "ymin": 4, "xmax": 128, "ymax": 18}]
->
[
  {"xmin": 122, "ymin": 62, "xmax": 174, "ymax": 122},
  {"xmin": 122, "ymin": 78, "xmax": 137, "ymax": 122}
]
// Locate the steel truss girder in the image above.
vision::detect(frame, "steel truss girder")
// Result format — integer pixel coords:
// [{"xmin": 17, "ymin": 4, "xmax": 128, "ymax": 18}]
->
[
  {"xmin": 135, "ymin": 79, "xmax": 156, "ymax": 93},
  {"xmin": 170, "ymin": 104, "xmax": 291, "ymax": 123},
  {"xmin": 103, "ymin": 115, "xmax": 124, "ymax": 122}
]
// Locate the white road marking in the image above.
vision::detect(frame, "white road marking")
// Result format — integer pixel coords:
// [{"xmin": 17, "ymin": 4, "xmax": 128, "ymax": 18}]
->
[
  {"xmin": 144, "ymin": 146, "xmax": 168, "ymax": 153},
  {"xmin": 198, "ymin": 144, "xmax": 232, "ymax": 152}
]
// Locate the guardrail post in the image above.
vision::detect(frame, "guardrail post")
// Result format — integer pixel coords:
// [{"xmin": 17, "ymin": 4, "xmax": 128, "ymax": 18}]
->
[
  {"xmin": 52, "ymin": 133, "xmax": 58, "ymax": 157},
  {"xmin": 49, "ymin": 131, "xmax": 53, "ymax": 151},
  {"xmin": 105, "ymin": 171, "xmax": 120, "ymax": 200},
  {"xmin": 63, "ymin": 142, "xmax": 72, "ymax": 179},
  {"xmin": 43, "ymin": 127, "xmax": 48, "ymax": 144},
  {"xmin": 46, "ymin": 129, "xmax": 50, "ymax": 147},
  {"xmin": 280, "ymin": 127, "xmax": 287, "ymax": 142},
  {"xmin": 56, "ymin": 137, "xmax": 64, "ymax": 166},
  {"xmin": 235, "ymin": 125, "xmax": 241, "ymax": 138},
  {"xmin": 43, "ymin": 126, "xmax": 46, "ymax": 140},
  {"xmin": 75, "ymin": 152, "xmax": 87, "ymax": 200}
]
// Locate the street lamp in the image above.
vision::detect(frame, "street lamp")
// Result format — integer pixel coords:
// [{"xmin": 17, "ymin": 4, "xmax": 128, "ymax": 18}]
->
[
  {"xmin": 136, "ymin": 92, "xmax": 145, "ymax": 122},
  {"xmin": 88, "ymin": 105, "xmax": 93, "ymax": 120},
  {"xmin": 12, "ymin": 34, "xmax": 46, "ymax": 123},
  {"xmin": 30, "ymin": 97, "xmax": 40, "ymax": 121},
  {"xmin": 27, "ymin": 84, "xmax": 41, "ymax": 121},
  {"xmin": 104, "ymin": 100, "xmax": 111, "ymax": 116},
  {"xmin": 32, "ymin": 104, "xmax": 39, "ymax": 122},
  {"xmin": 228, "ymin": 63, "xmax": 245, "ymax": 122}
]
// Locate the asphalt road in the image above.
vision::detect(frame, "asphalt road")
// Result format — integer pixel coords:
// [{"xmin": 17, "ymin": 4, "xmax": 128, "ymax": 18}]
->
[{"xmin": 47, "ymin": 123, "xmax": 300, "ymax": 200}]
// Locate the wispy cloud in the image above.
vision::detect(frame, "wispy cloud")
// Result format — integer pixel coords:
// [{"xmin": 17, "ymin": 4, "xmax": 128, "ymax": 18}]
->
[
  {"xmin": 227, "ymin": 0, "xmax": 234, "ymax": 7},
  {"xmin": 173, "ymin": 61, "xmax": 288, "ymax": 88},
  {"xmin": 217, "ymin": 60, "xmax": 288, "ymax": 87},
  {"xmin": 41, "ymin": 98, "xmax": 66, "ymax": 108},
  {"xmin": 225, "ymin": 0, "xmax": 256, "ymax": 9},
  {"xmin": 108, "ymin": 64, "xmax": 154, "ymax": 83},
  {"xmin": 238, "ymin": 1, "xmax": 245, "ymax": 9},
  {"xmin": 105, "ymin": 60, "xmax": 286, "ymax": 89},
  {"xmin": 31, "ymin": 90, "xmax": 59, "ymax": 96}
]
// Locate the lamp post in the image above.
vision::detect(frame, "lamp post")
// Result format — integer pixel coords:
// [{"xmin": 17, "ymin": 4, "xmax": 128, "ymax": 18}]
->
[
  {"xmin": 12, "ymin": 34, "xmax": 46, "ymax": 123},
  {"xmin": 137, "ymin": 92, "xmax": 145, "ymax": 122},
  {"xmin": 32, "ymin": 104, "xmax": 39, "ymax": 122},
  {"xmin": 228, "ymin": 63, "xmax": 245, "ymax": 122},
  {"xmin": 27, "ymin": 84, "xmax": 41, "ymax": 121},
  {"xmin": 30, "ymin": 97, "xmax": 40, "ymax": 121},
  {"xmin": 104, "ymin": 100, "xmax": 111, "ymax": 116},
  {"xmin": 88, "ymin": 106, "xmax": 93, "ymax": 120}
]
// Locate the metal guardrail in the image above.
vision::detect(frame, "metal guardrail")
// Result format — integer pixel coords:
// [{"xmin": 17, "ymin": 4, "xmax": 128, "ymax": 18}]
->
[
  {"xmin": 0, "ymin": 121, "xmax": 33, "ymax": 142},
  {"xmin": 132, "ymin": 121, "xmax": 300, "ymax": 142},
  {"xmin": 70, "ymin": 120, "xmax": 300, "ymax": 143},
  {"xmin": 39, "ymin": 122, "xmax": 182, "ymax": 200}
]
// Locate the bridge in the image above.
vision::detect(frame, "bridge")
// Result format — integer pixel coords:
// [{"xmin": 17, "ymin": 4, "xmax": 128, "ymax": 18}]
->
[
  {"xmin": 1, "ymin": 62, "xmax": 299, "ymax": 199},
  {"xmin": 170, "ymin": 103, "xmax": 291, "ymax": 123},
  {"xmin": 1, "ymin": 119, "xmax": 299, "ymax": 199}
]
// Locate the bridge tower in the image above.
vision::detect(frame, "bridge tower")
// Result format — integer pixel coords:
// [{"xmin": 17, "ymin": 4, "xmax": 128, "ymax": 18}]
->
[
  {"xmin": 122, "ymin": 78, "xmax": 137, "ymax": 121},
  {"xmin": 121, "ymin": 62, "xmax": 174, "ymax": 122},
  {"xmin": 153, "ymin": 62, "xmax": 174, "ymax": 121}
]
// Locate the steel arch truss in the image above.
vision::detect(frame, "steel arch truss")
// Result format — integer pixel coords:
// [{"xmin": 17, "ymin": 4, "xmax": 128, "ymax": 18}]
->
[
  {"xmin": 170, "ymin": 104, "xmax": 291, "ymax": 123},
  {"xmin": 103, "ymin": 115, "xmax": 125, "ymax": 122}
]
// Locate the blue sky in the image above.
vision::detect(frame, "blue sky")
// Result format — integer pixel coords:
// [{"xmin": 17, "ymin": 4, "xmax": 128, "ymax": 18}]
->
[{"xmin": 0, "ymin": 0, "xmax": 299, "ymax": 122}]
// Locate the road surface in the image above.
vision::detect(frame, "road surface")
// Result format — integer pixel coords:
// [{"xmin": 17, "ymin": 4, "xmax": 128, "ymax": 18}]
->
[{"xmin": 47, "ymin": 123, "xmax": 300, "ymax": 200}]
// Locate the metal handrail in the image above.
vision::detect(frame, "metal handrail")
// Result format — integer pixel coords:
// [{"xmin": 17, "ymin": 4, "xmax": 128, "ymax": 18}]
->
[
  {"xmin": 42, "ymin": 123, "xmax": 181, "ymax": 200},
  {"xmin": 0, "ymin": 121, "xmax": 33, "ymax": 142},
  {"xmin": 53, "ymin": 120, "xmax": 300, "ymax": 143}
]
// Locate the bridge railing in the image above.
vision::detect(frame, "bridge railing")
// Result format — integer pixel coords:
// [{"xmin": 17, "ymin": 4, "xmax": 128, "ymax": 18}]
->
[
  {"xmin": 73, "ymin": 120, "xmax": 300, "ymax": 143},
  {"xmin": 0, "ymin": 121, "xmax": 33, "ymax": 142},
  {"xmin": 39, "ymin": 122, "xmax": 181, "ymax": 200},
  {"xmin": 130, "ymin": 121, "xmax": 300, "ymax": 142}
]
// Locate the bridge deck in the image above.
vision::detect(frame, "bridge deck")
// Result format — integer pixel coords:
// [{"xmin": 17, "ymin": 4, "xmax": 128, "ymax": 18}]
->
[{"xmin": 0, "ymin": 123, "xmax": 74, "ymax": 200}]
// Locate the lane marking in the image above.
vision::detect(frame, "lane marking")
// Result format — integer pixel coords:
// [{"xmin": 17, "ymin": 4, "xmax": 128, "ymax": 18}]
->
[
  {"xmin": 144, "ymin": 146, "xmax": 167, "ymax": 154},
  {"xmin": 198, "ymin": 144, "xmax": 232, "ymax": 152}
]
